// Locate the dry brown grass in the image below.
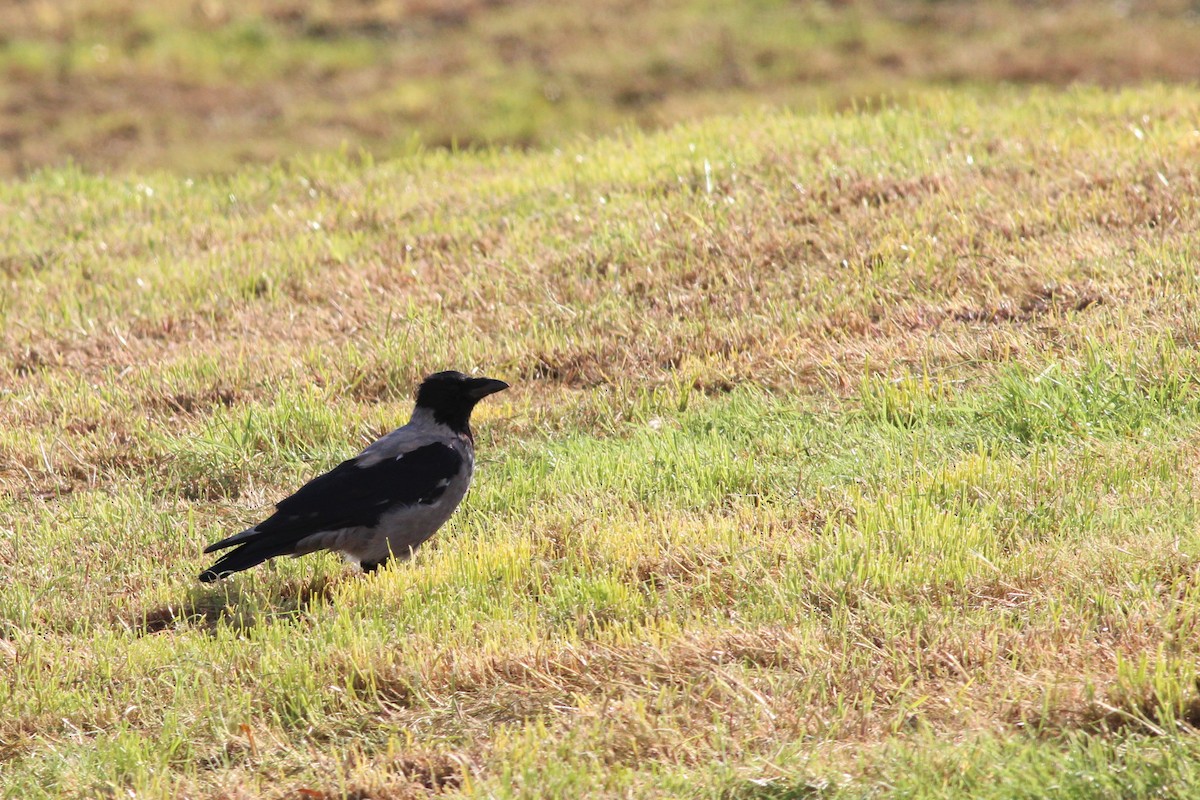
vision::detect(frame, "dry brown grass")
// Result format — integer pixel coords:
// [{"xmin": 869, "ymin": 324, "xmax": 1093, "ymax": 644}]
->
[
  {"xmin": 3, "ymin": 0, "xmax": 1200, "ymax": 175},
  {"xmin": 7, "ymin": 88, "xmax": 1200, "ymax": 796}
]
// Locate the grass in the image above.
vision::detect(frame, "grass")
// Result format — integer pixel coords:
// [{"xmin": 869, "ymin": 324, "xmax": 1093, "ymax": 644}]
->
[
  {"xmin": 6, "ymin": 86, "xmax": 1200, "ymax": 796},
  {"xmin": 4, "ymin": 0, "xmax": 1200, "ymax": 175}
]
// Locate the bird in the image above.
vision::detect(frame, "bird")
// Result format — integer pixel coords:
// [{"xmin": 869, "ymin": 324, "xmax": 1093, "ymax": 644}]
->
[{"xmin": 199, "ymin": 370, "xmax": 508, "ymax": 582}]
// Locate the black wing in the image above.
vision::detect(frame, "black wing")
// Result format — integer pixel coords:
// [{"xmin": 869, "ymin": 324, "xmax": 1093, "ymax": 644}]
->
[
  {"xmin": 199, "ymin": 442, "xmax": 463, "ymax": 581},
  {"xmin": 261, "ymin": 441, "xmax": 463, "ymax": 537}
]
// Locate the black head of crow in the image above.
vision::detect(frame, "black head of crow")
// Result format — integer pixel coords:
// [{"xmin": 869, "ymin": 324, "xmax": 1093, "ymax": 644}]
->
[{"xmin": 199, "ymin": 371, "xmax": 508, "ymax": 582}]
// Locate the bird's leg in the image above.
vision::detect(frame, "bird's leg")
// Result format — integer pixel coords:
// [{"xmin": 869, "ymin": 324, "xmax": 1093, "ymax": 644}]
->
[{"xmin": 361, "ymin": 556, "xmax": 389, "ymax": 575}]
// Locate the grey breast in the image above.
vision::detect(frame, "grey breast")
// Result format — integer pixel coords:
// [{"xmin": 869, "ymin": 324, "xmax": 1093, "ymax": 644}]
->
[
  {"xmin": 342, "ymin": 436, "xmax": 474, "ymax": 564},
  {"xmin": 292, "ymin": 421, "xmax": 475, "ymax": 564}
]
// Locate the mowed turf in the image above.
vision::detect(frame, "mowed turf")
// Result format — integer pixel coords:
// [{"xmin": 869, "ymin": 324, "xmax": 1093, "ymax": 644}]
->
[
  {"xmin": 4, "ymin": 87, "xmax": 1200, "ymax": 797},
  {"xmin": 4, "ymin": 0, "xmax": 1200, "ymax": 176}
]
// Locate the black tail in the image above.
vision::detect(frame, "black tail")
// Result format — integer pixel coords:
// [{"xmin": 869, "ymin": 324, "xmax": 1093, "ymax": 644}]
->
[{"xmin": 199, "ymin": 538, "xmax": 293, "ymax": 582}]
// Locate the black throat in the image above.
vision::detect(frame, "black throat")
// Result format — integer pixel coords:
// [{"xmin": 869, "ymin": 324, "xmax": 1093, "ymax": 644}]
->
[
  {"xmin": 415, "ymin": 383, "xmax": 477, "ymax": 436},
  {"xmin": 426, "ymin": 404, "xmax": 473, "ymax": 437}
]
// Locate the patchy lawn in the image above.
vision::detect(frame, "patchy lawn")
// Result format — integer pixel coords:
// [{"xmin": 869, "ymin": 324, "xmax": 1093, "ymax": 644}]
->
[
  {"xmin": 4, "ymin": 87, "xmax": 1200, "ymax": 797},
  {"xmin": 3, "ymin": 0, "xmax": 1200, "ymax": 175}
]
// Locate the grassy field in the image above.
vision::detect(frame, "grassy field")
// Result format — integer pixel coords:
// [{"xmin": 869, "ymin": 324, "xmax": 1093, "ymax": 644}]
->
[
  {"xmin": 4, "ymin": 85, "xmax": 1200, "ymax": 797},
  {"xmin": 3, "ymin": 0, "xmax": 1200, "ymax": 176}
]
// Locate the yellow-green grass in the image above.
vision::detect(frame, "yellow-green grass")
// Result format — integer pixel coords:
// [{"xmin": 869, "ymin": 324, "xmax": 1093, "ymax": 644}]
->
[
  {"xmin": 4, "ymin": 0, "xmax": 1200, "ymax": 175},
  {"xmin": 5, "ymin": 87, "xmax": 1200, "ymax": 797}
]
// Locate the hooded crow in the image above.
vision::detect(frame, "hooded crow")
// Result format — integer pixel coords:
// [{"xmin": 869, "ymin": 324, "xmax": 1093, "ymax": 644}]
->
[{"xmin": 199, "ymin": 371, "xmax": 508, "ymax": 582}]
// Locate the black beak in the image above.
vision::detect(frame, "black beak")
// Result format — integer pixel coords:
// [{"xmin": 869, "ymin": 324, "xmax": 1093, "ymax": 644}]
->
[{"xmin": 466, "ymin": 377, "xmax": 509, "ymax": 399}]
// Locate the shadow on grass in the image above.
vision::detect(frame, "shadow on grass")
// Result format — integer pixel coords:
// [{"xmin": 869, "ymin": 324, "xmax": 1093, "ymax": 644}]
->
[
  {"xmin": 1080, "ymin": 693, "xmax": 1200, "ymax": 737},
  {"xmin": 127, "ymin": 573, "xmax": 341, "ymax": 635},
  {"xmin": 721, "ymin": 777, "xmax": 833, "ymax": 800}
]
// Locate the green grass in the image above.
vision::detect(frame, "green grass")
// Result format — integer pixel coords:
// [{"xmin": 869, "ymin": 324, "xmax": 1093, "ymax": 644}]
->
[
  {"xmin": 6, "ymin": 86, "xmax": 1200, "ymax": 796},
  {"xmin": 4, "ymin": 0, "xmax": 1200, "ymax": 175}
]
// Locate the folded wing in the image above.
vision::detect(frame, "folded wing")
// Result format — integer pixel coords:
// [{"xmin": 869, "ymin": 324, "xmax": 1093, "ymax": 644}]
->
[{"xmin": 199, "ymin": 442, "xmax": 463, "ymax": 581}]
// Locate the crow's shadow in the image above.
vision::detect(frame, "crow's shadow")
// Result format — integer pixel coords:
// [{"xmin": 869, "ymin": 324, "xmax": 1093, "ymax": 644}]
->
[{"xmin": 129, "ymin": 572, "xmax": 342, "ymax": 636}]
